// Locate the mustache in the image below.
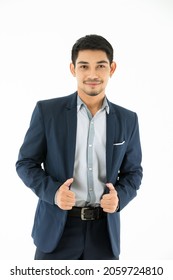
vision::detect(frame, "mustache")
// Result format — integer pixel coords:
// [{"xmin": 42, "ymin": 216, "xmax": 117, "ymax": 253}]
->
[{"xmin": 84, "ymin": 79, "xmax": 101, "ymax": 83}]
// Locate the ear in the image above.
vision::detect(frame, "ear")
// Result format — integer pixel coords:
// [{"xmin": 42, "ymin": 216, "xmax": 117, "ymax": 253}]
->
[
  {"xmin": 70, "ymin": 63, "xmax": 76, "ymax": 77},
  {"xmin": 110, "ymin": 61, "xmax": 117, "ymax": 77}
]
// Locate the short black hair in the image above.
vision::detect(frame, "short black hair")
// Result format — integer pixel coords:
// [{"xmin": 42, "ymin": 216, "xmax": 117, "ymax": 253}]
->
[{"xmin": 71, "ymin": 34, "xmax": 114, "ymax": 66}]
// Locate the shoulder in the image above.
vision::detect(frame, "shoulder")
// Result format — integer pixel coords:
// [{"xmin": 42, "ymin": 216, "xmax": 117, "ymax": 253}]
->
[
  {"xmin": 37, "ymin": 92, "xmax": 77, "ymax": 111},
  {"xmin": 107, "ymin": 100, "xmax": 140, "ymax": 133},
  {"xmin": 108, "ymin": 100, "xmax": 137, "ymax": 119}
]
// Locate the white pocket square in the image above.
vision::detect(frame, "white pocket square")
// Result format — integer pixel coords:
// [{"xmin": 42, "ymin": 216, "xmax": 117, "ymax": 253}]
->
[{"xmin": 113, "ymin": 141, "xmax": 125, "ymax": 146}]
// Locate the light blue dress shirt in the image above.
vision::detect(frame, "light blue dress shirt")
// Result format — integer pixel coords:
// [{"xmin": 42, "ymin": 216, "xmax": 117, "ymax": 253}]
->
[{"xmin": 71, "ymin": 95, "xmax": 109, "ymax": 207}]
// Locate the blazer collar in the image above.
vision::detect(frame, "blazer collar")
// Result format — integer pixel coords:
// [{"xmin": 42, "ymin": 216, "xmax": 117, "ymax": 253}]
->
[
  {"xmin": 66, "ymin": 91, "xmax": 112, "ymax": 113},
  {"xmin": 66, "ymin": 92, "xmax": 78, "ymax": 109}
]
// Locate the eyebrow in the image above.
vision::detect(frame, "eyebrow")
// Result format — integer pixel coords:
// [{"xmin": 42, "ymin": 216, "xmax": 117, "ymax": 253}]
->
[{"xmin": 77, "ymin": 60, "xmax": 109, "ymax": 65}]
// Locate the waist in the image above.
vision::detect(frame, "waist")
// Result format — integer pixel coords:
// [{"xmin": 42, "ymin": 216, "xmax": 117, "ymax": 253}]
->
[{"xmin": 68, "ymin": 206, "xmax": 106, "ymax": 220}]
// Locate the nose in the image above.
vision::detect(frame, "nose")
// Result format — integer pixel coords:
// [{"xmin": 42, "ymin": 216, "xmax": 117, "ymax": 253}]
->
[{"xmin": 87, "ymin": 68, "xmax": 99, "ymax": 79}]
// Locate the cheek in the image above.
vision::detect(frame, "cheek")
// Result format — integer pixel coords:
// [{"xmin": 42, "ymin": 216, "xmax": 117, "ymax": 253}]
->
[
  {"xmin": 76, "ymin": 76, "xmax": 83, "ymax": 83},
  {"xmin": 99, "ymin": 70, "xmax": 110, "ymax": 79},
  {"xmin": 102, "ymin": 75, "xmax": 110, "ymax": 84},
  {"xmin": 76, "ymin": 73, "xmax": 86, "ymax": 82}
]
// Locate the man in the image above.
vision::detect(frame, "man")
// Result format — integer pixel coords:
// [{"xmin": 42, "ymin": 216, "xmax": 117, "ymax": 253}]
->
[{"xmin": 16, "ymin": 34, "xmax": 143, "ymax": 260}]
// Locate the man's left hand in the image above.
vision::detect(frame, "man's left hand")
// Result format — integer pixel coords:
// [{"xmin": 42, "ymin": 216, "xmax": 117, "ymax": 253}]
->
[{"xmin": 100, "ymin": 183, "xmax": 119, "ymax": 213}]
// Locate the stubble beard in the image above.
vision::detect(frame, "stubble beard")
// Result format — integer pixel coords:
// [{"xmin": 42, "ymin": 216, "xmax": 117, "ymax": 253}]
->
[
  {"xmin": 86, "ymin": 92, "xmax": 100, "ymax": 96},
  {"xmin": 83, "ymin": 87, "xmax": 103, "ymax": 97},
  {"xmin": 82, "ymin": 80, "xmax": 104, "ymax": 97}
]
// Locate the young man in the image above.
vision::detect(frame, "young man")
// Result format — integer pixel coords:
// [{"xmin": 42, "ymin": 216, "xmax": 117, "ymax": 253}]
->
[{"xmin": 16, "ymin": 34, "xmax": 143, "ymax": 260}]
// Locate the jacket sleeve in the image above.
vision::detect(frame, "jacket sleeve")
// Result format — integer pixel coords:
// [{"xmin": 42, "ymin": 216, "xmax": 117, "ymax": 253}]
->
[
  {"xmin": 16, "ymin": 102, "xmax": 61, "ymax": 205},
  {"xmin": 116, "ymin": 113, "xmax": 143, "ymax": 211}
]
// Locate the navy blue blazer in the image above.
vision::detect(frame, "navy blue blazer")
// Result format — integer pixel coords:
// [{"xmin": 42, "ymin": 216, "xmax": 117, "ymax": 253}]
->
[{"xmin": 16, "ymin": 92, "xmax": 143, "ymax": 257}]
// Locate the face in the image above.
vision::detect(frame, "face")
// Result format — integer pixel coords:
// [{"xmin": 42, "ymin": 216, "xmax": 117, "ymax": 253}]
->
[{"xmin": 70, "ymin": 50, "xmax": 116, "ymax": 99}]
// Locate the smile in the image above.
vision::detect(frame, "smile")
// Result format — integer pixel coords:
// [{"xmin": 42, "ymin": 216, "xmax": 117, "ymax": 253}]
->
[{"xmin": 84, "ymin": 81, "xmax": 101, "ymax": 86}]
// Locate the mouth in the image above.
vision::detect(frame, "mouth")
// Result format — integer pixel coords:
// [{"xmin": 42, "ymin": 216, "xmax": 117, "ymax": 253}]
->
[{"xmin": 84, "ymin": 81, "xmax": 101, "ymax": 86}]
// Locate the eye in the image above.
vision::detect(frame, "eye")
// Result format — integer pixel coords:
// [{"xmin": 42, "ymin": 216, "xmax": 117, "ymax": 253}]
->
[
  {"xmin": 80, "ymin": 65, "xmax": 88, "ymax": 69},
  {"xmin": 97, "ymin": 64, "xmax": 106, "ymax": 69}
]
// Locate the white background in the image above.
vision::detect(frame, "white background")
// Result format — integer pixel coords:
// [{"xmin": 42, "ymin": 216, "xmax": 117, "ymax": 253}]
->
[{"xmin": 0, "ymin": 0, "xmax": 173, "ymax": 260}]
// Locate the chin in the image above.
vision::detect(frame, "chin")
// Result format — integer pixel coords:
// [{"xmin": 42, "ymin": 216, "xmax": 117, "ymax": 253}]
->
[
  {"xmin": 88, "ymin": 93, "xmax": 99, "ymax": 96},
  {"xmin": 86, "ymin": 92, "xmax": 100, "ymax": 97}
]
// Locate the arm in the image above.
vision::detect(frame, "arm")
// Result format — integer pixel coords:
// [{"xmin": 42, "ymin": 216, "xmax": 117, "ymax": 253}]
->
[
  {"xmin": 116, "ymin": 113, "xmax": 143, "ymax": 211},
  {"xmin": 16, "ymin": 102, "xmax": 60, "ymax": 205}
]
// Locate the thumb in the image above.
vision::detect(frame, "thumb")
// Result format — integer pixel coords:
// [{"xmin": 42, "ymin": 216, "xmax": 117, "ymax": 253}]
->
[
  {"xmin": 63, "ymin": 178, "xmax": 74, "ymax": 189},
  {"xmin": 106, "ymin": 183, "xmax": 116, "ymax": 193}
]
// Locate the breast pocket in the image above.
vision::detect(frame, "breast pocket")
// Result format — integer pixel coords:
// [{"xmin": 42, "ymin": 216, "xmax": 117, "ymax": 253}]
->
[
  {"xmin": 112, "ymin": 140, "xmax": 126, "ymax": 169},
  {"xmin": 113, "ymin": 140, "xmax": 125, "ymax": 146}
]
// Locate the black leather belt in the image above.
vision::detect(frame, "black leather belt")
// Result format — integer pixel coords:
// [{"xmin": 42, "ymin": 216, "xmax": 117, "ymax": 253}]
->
[{"xmin": 68, "ymin": 206, "xmax": 106, "ymax": 220}]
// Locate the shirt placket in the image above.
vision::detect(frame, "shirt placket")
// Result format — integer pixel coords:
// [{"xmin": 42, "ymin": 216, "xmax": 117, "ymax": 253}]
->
[{"xmin": 86, "ymin": 117, "xmax": 96, "ymax": 205}]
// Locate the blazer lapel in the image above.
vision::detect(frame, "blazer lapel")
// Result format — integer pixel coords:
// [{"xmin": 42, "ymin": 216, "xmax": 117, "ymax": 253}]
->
[
  {"xmin": 106, "ymin": 109, "xmax": 116, "ymax": 182},
  {"xmin": 65, "ymin": 93, "xmax": 77, "ymax": 177}
]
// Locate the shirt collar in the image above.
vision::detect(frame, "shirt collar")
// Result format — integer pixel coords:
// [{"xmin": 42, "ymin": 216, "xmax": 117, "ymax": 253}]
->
[{"xmin": 77, "ymin": 95, "xmax": 110, "ymax": 114}]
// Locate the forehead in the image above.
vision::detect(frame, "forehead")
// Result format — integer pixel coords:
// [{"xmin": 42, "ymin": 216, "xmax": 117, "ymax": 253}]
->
[{"xmin": 76, "ymin": 50, "xmax": 109, "ymax": 63}]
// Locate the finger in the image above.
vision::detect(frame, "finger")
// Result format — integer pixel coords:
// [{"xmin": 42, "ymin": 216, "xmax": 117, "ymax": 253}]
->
[
  {"xmin": 60, "ymin": 189, "xmax": 75, "ymax": 201},
  {"xmin": 100, "ymin": 200, "xmax": 114, "ymax": 212},
  {"xmin": 100, "ymin": 199, "xmax": 118, "ymax": 213},
  {"xmin": 59, "ymin": 201, "xmax": 75, "ymax": 210},
  {"xmin": 63, "ymin": 178, "xmax": 74, "ymax": 188},
  {"xmin": 60, "ymin": 178, "xmax": 74, "ymax": 191},
  {"xmin": 102, "ymin": 207, "xmax": 116, "ymax": 213},
  {"xmin": 61, "ymin": 196, "xmax": 75, "ymax": 206},
  {"xmin": 106, "ymin": 183, "xmax": 117, "ymax": 193},
  {"xmin": 57, "ymin": 192, "xmax": 75, "ymax": 210},
  {"xmin": 100, "ymin": 197, "xmax": 110, "ymax": 207},
  {"xmin": 66, "ymin": 190, "xmax": 76, "ymax": 199},
  {"xmin": 101, "ymin": 193, "xmax": 111, "ymax": 200}
]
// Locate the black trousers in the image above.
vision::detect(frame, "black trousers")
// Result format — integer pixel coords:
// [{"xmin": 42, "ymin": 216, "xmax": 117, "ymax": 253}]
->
[{"xmin": 34, "ymin": 215, "xmax": 118, "ymax": 260}]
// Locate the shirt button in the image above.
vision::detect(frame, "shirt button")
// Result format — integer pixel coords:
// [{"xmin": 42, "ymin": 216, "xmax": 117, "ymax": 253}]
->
[
  {"xmin": 89, "ymin": 167, "xmax": 92, "ymax": 171},
  {"xmin": 89, "ymin": 144, "xmax": 92, "ymax": 147}
]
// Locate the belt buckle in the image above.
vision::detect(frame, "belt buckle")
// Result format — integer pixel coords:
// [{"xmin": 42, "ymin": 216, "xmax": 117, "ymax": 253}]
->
[{"xmin": 81, "ymin": 207, "xmax": 94, "ymax": 220}]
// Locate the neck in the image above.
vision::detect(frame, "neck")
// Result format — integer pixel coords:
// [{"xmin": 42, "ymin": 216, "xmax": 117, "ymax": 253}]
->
[{"xmin": 78, "ymin": 91, "xmax": 105, "ymax": 116}]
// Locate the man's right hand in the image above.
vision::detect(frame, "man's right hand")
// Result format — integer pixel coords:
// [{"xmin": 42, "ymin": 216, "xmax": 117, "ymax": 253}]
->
[{"xmin": 55, "ymin": 178, "xmax": 75, "ymax": 210}]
